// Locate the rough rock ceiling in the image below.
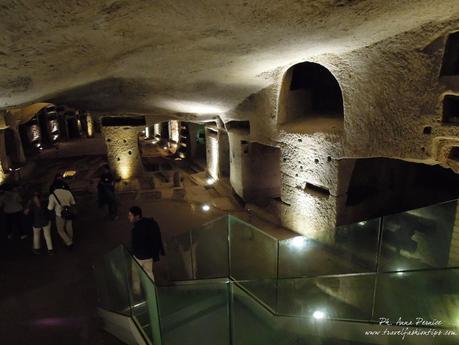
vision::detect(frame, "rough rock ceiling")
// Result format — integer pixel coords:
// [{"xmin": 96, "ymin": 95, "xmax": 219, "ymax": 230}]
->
[{"xmin": 0, "ymin": 0, "xmax": 458, "ymax": 118}]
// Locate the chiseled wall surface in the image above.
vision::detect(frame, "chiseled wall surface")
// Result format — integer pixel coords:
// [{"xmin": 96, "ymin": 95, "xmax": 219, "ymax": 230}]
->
[
  {"xmin": 205, "ymin": 127, "xmax": 219, "ymax": 180},
  {"xmin": 224, "ymin": 23, "xmax": 459, "ymax": 239},
  {"xmin": 101, "ymin": 125, "xmax": 144, "ymax": 179}
]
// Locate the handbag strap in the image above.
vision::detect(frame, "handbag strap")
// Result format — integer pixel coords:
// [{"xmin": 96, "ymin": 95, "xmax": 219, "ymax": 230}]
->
[{"xmin": 52, "ymin": 192, "xmax": 62, "ymax": 206}]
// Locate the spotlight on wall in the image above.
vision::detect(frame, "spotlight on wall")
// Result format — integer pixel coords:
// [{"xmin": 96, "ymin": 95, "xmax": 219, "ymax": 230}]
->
[
  {"xmin": 312, "ymin": 310, "xmax": 326, "ymax": 320},
  {"xmin": 119, "ymin": 165, "xmax": 131, "ymax": 180},
  {"xmin": 289, "ymin": 236, "xmax": 308, "ymax": 250},
  {"xmin": 201, "ymin": 204, "xmax": 210, "ymax": 212}
]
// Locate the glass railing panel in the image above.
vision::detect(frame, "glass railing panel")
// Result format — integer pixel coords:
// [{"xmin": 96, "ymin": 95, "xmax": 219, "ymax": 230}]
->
[
  {"xmin": 128, "ymin": 255, "xmax": 163, "ymax": 345},
  {"xmin": 276, "ymin": 274, "xmax": 375, "ymax": 321},
  {"xmin": 374, "ymin": 269, "xmax": 459, "ymax": 328},
  {"xmin": 157, "ymin": 280, "xmax": 230, "ymax": 345},
  {"xmin": 279, "ymin": 218, "xmax": 380, "ymax": 278},
  {"xmin": 230, "ymin": 282, "xmax": 286, "ymax": 345},
  {"xmin": 94, "ymin": 245, "xmax": 131, "ymax": 315},
  {"xmin": 379, "ymin": 200, "xmax": 459, "ymax": 272},
  {"xmin": 164, "ymin": 232, "xmax": 194, "ymax": 280},
  {"xmin": 231, "ymin": 282, "xmax": 377, "ymax": 345},
  {"xmin": 229, "ymin": 216, "xmax": 278, "ymax": 309},
  {"xmin": 191, "ymin": 216, "xmax": 229, "ymax": 279}
]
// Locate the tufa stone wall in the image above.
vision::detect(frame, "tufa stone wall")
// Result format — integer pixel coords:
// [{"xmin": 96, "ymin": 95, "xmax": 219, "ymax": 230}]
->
[
  {"xmin": 101, "ymin": 125, "xmax": 144, "ymax": 179},
  {"xmin": 222, "ymin": 23, "xmax": 459, "ymax": 240}
]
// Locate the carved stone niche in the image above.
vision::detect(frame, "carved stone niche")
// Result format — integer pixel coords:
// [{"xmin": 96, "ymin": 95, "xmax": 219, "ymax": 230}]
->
[{"xmin": 432, "ymin": 137, "xmax": 459, "ymax": 173}]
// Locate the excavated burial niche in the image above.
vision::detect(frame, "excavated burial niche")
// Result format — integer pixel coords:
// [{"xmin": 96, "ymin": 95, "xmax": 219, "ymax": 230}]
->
[
  {"xmin": 449, "ymin": 146, "xmax": 459, "ymax": 163},
  {"xmin": 440, "ymin": 31, "xmax": 459, "ymax": 76},
  {"xmin": 442, "ymin": 95, "xmax": 459, "ymax": 124},
  {"xmin": 278, "ymin": 62, "xmax": 344, "ymax": 134}
]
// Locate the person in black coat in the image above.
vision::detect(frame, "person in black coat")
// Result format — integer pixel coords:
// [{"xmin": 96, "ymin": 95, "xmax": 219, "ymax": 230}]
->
[
  {"xmin": 128, "ymin": 206, "xmax": 165, "ymax": 282},
  {"xmin": 97, "ymin": 165, "xmax": 118, "ymax": 220}
]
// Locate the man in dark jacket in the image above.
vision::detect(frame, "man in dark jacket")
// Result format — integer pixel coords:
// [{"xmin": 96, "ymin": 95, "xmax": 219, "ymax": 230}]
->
[
  {"xmin": 128, "ymin": 206, "xmax": 165, "ymax": 282},
  {"xmin": 98, "ymin": 165, "xmax": 118, "ymax": 220}
]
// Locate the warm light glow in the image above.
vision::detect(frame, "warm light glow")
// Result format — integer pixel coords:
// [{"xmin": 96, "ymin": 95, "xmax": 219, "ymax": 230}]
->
[
  {"xmin": 87, "ymin": 113, "xmax": 94, "ymax": 137},
  {"xmin": 119, "ymin": 165, "xmax": 131, "ymax": 180},
  {"xmin": 202, "ymin": 204, "xmax": 210, "ymax": 212},
  {"xmin": 0, "ymin": 161, "xmax": 5, "ymax": 185},
  {"xmin": 313, "ymin": 310, "xmax": 326, "ymax": 320},
  {"xmin": 63, "ymin": 170, "xmax": 77, "ymax": 178},
  {"xmin": 169, "ymin": 120, "xmax": 180, "ymax": 143},
  {"xmin": 158, "ymin": 99, "xmax": 225, "ymax": 114},
  {"xmin": 208, "ymin": 136, "xmax": 219, "ymax": 179},
  {"xmin": 153, "ymin": 123, "xmax": 161, "ymax": 136},
  {"xmin": 206, "ymin": 178, "xmax": 215, "ymax": 185},
  {"xmin": 145, "ymin": 126, "xmax": 150, "ymax": 138},
  {"xmin": 49, "ymin": 119, "xmax": 59, "ymax": 133}
]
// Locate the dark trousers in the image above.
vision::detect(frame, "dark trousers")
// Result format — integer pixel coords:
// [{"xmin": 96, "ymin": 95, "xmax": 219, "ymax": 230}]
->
[
  {"xmin": 108, "ymin": 200, "xmax": 118, "ymax": 218},
  {"xmin": 5, "ymin": 212, "xmax": 24, "ymax": 238}
]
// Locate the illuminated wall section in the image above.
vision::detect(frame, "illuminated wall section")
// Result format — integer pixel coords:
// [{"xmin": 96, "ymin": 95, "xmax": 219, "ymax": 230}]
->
[
  {"xmin": 101, "ymin": 124, "xmax": 145, "ymax": 180},
  {"xmin": 169, "ymin": 120, "xmax": 180, "ymax": 143},
  {"xmin": 86, "ymin": 113, "xmax": 94, "ymax": 137},
  {"xmin": 206, "ymin": 127, "xmax": 219, "ymax": 179},
  {"xmin": 0, "ymin": 162, "xmax": 5, "ymax": 184},
  {"xmin": 153, "ymin": 123, "xmax": 161, "ymax": 137}
]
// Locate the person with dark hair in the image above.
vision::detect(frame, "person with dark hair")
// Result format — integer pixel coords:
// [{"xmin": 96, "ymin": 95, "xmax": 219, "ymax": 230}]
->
[
  {"xmin": 97, "ymin": 165, "xmax": 118, "ymax": 220},
  {"xmin": 25, "ymin": 191, "xmax": 54, "ymax": 255},
  {"xmin": 128, "ymin": 206, "xmax": 165, "ymax": 282},
  {"xmin": 0, "ymin": 184, "xmax": 26, "ymax": 240},
  {"xmin": 48, "ymin": 179, "xmax": 76, "ymax": 248},
  {"xmin": 49, "ymin": 173, "xmax": 70, "ymax": 194}
]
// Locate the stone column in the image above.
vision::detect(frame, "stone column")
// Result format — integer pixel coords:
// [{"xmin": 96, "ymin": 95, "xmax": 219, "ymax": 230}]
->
[
  {"xmin": 101, "ymin": 125, "xmax": 144, "ymax": 180},
  {"xmin": 227, "ymin": 129, "xmax": 250, "ymax": 198},
  {"xmin": 153, "ymin": 123, "xmax": 161, "ymax": 137},
  {"xmin": 86, "ymin": 112, "xmax": 95, "ymax": 138},
  {"xmin": 205, "ymin": 126, "xmax": 219, "ymax": 179},
  {"xmin": 169, "ymin": 120, "xmax": 180, "ymax": 143}
]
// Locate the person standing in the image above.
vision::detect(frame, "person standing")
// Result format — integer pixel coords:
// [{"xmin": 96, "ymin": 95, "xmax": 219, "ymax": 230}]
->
[
  {"xmin": 97, "ymin": 165, "xmax": 118, "ymax": 220},
  {"xmin": 48, "ymin": 180, "xmax": 76, "ymax": 248},
  {"xmin": 128, "ymin": 206, "xmax": 165, "ymax": 282},
  {"xmin": 25, "ymin": 192, "xmax": 54, "ymax": 255},
  {"xmin": 0, "ymin": 184, "xmax": 26, "ymax": 240},
  {"xmin": 49, "ymin": 173, "xmax": 70, "ymax": 194}
]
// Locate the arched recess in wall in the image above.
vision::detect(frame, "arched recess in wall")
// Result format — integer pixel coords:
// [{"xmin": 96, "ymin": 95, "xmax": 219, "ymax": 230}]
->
[
  {"xmin": 278, "ymin": 62, "xmax": 344, "ymax": 133},
  {"xmin": 440, "ymin": 31, "xmax": 459, "ymax": 77}
]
